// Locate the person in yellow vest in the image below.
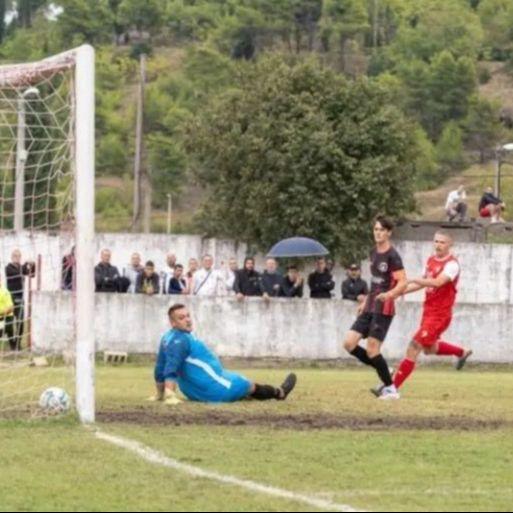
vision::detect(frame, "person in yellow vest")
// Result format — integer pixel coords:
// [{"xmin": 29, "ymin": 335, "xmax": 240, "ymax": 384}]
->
[{"xmin": 0, "ymin": 282, "xmax": 15, "ymax": 350}]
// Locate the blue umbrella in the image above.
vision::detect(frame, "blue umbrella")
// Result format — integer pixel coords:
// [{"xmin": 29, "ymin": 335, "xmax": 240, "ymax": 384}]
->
[{"xmin": 266, "ymin": 237, "xmax": 329, "ymax": 258}]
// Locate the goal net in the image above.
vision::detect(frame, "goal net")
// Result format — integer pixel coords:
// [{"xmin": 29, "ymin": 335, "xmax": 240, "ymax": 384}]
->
[{"xmin": 0, "ymin": 46, "xmax": 95, "ymax": 423}]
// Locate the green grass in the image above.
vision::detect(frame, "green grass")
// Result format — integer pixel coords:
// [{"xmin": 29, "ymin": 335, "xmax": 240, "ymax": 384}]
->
[{"xmin": 1, "ymin": 365, "xmax": 513, "ymax": 512}]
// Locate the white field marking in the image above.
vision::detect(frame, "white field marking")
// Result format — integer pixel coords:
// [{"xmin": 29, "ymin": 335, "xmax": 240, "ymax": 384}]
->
[{"xmin": 95, "ymin": 430, "xmax": 365, "ymax": 513}]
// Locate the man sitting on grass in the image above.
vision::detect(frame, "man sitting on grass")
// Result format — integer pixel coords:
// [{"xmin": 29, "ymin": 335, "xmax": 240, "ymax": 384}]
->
[{"xmin": 150, "ymin": 304, "xmax": 297, "ymax": 405}]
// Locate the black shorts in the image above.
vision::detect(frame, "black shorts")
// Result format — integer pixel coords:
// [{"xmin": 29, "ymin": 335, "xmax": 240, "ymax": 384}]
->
[{"xmin": 351, "ymin": 312, "xmax": 394, "ymax": 343}]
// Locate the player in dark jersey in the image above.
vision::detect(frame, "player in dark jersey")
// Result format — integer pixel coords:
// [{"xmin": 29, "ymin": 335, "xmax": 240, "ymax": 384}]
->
[{"xmin": 343, "ymin": 216, "xmax": 408, "ymax": 400}]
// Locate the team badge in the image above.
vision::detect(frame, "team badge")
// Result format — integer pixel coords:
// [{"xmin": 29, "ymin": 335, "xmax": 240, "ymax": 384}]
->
[{"xmin": 378, "ymin": 262, "xmax": 389, "ymax": 273}]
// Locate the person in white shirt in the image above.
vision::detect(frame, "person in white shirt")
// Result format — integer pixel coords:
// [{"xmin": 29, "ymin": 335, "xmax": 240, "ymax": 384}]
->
[
  {"xmin": 192, "ymin": 255, "xmax": 226, "ymax": 297},
  {"xmin": 161, "ymin": 253, "xmax": 177, "ymax": 295},
  {"xmin": 221, "ymin": 258, "xmax": 238, "ymax": 295},
  {"xmin": 445, "ymin": 186, "xmax": 467, "ymax": 222},
  {"xmin": 124, "ymin": 252, "xmax": 144, "ymax": 294}
]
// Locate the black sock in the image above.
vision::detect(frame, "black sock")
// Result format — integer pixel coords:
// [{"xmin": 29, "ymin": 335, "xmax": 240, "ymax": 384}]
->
[
  {"xmin": 370, "ymin": 354, "xmax": 393, "ymax": 387},
  {"xmin": 250, "ymin": 384, "xmax": 281, "ymax": 401},
  {"xmin": 350, "ymin": 345, "xmax": 373, "ymax": 366}
]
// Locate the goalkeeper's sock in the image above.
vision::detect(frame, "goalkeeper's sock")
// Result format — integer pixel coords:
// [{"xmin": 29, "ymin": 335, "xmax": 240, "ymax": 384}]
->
[
  {"xmin": 251, "ymin": 384, "xmax": 281, "ymax": 401},
  {"xmin": 437, "ymin": 341, "xmax": 464, "ymax": 357},
  {"xmin": 370, "ymin": 354, "xmax": 393, "ymax": 387},
  {"xmin": 393, "ymin": 358, "xmax": 416, "ymax": 389},
  {"xmin": 350, "ymin": 345, "xmax": 373, "ymax": 366}
]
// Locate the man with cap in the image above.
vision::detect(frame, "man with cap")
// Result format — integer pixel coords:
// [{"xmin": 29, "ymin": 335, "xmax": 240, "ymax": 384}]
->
[{"xmin": 342, "ymin": 264, "xmax": 368, "ymax": 303}]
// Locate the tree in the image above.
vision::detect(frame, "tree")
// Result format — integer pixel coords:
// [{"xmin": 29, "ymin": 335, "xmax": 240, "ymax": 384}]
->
[
  {"xmin": 436, "ymin": 121, "xmax": 465, "ymax": 172},
  {"xmin": 118, "ymin": 0, "xmax": 166, "ymax": 35},
  {"xmin": 186, "ymin": 55, "xmax": 419, "ymax": 261}
]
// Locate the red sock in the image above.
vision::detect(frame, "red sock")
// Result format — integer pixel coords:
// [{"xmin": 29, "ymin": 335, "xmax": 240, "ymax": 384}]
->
[
  {"xmin": 393, "ymin": 358, "xmax": 416, "ymax": 389},
  {"xmin": 437, "ymin": 341, "xmax": 464, "ymax": 357}
]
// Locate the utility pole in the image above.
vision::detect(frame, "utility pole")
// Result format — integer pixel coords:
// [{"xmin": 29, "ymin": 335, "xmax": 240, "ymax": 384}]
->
[
  {"xmin": 132, "ymin": 53, "xmax": 146, "ymax": 232},
  {"xmin": 167, "ymin": 193, "xmax": 172, "ymax": 235}
]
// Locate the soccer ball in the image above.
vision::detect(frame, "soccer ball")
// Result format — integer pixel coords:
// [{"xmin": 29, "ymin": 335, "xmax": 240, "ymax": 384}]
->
[{"xmin": 38, "ymin": 387, "xmax": 71, "ymax": 414}]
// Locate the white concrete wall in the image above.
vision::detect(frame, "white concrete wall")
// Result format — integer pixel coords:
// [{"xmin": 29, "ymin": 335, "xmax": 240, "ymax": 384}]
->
[
  {"xmin": 2, "ymin": 231, "xmax": 513, "ymax": 304},
  {"xmin": 32, "ymin": 292, "xmax": 513, "ymax": 363}
]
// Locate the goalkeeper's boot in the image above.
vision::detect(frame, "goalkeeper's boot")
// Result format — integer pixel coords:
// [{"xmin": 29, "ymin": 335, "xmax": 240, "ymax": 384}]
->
[
  {"xmin": 278, "ymin": 373, "xmax": 297, "ymax": 400},
  {"xmin": 456, "ymin": 349, "xmax": 473, "ymax": 371}
]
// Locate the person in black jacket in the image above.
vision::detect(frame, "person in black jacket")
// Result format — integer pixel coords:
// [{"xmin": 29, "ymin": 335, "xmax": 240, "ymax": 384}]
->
[
  {"xmin": 342, "ymin": 264, "xmax": 368, "ymax": 303},
  {"xmin": 280, "ymin": 266, "xmax": 304, "ymax": 298},
  {"xmin": 168, "ymin": 264, "xmax": 188, "ymax": 295},
  {"xmin": 136, "ymin": 261, "xmax": 160, "ymax": 296},
  {"xmin": 479, "ymin": 187, "xmax": 506, "ymax": 223},
  {"xmin": 234, "ymin": 257, "xmax": 262, "ymax": 300},
  {"xmin": 95, "ymin": 249, "xmax": 121, "ymax": 293},
  {"xmin": 261, "ymin": 258, "xmax": 284, "ymax": 298},
  {"xmin": 308, "ymin": 257, "xmax": 335, "ymax": 299},
  {"xmin": 5, "ymin": 249, "xmax": 36, "ymax": 351}
]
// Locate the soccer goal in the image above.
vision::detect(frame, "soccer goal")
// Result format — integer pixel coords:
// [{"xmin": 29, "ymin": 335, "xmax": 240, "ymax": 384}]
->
[{"xmin": 0, "ymin": 46, "xmax": 95, "ymax": 423}]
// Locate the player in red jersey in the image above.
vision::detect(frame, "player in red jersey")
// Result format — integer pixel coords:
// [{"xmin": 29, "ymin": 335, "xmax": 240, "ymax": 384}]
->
[{"xmin": 385, "ymin": 231, "xmax": 473, "ymax": 398}]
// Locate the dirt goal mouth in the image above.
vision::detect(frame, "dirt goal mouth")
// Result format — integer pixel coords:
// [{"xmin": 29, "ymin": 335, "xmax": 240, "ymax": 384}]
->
[{"xmin": 97, "ymin": 408, "xmax": 510, "ymax": 432}]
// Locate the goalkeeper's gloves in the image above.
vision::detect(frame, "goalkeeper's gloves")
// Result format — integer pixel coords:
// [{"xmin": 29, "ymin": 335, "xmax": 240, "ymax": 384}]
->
[{"xmin": 164, "ymin": 388, "xmax": 183, "ymax": 406}]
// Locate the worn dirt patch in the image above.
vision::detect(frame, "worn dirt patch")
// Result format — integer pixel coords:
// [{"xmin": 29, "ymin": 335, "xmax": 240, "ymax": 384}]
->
[{"xmin": 97, "ymin": 408, "xmax": 509, "ymax": 432}]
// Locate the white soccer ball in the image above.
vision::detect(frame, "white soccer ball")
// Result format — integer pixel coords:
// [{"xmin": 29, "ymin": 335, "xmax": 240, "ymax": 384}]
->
[{"xmin": 38, "ymin": 387, "xmax": 71, "ymax": 414}]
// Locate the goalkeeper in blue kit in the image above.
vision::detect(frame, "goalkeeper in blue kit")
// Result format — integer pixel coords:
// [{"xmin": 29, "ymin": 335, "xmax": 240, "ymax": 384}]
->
[{"xmin": 151, "ymin": 304, "xmax": 297, "ymax": 405}]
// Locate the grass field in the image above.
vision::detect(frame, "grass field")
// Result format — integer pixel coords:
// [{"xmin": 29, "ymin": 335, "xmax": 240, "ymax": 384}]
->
[{"xmin": 1, "ymin": 364, "xmax": 513, "ymax": 512}]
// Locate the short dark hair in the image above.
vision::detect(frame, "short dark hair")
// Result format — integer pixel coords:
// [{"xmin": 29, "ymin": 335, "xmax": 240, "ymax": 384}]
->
[
  {"xmin": 244, "ymin": 257, "xmax": 255, "ymax": 265},
  {"xmin": 145, "ymin": 260, "xmax": 155, "ymax": 268},
  {"xmin": 287, "ymin": 265, "xmax": 298, "ymax": 271},
  {"xmin": 168, "ymin": 303, "xmax": 186, "ymax": 318},
  {"xmin": 175, "ymin": 264, "xmax": 184, "ymax": 270},
  {"xmin": 374, "ymin": 215, "xmax": 394, "ymax": 232}
]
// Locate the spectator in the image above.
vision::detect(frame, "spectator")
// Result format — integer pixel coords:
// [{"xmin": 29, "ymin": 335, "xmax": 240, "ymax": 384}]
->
[
  {"xmin": 261, "ymin": 258, "xmax": 284, "ymax": 298},
  {"xmin": 222, "ymin": 258, "xmax": 238, "ymax": 295},
  {"xmin": 479, "ymin": 187, "xmax": 506, "ymax": 223},
  {"xmin": 191, "ymin": 255, "xmax": 226, "ymax": 296},
  {"xmin": 0, "ymin": 277, "xmax": 15, "ymax": 351},
  {"xmin": 61, "ymin": 246, "xmax": 75, "ymax": 291},
  {"xmin": 162, "ymin": 253, "xmax": 177, "ymax": 295},
  {"xmin": 168, "ymin": 264, "xmax": 187, "ymax": 295},
  {"xmin": 341, "ymin": 264, "xmax": 368, "ymax": 303},
  {"xmin": 136, "ymin": 261, "xmax": 160, "ymax": 296},
  {"xmin": 234, "ymin": 257, "xmax": 262, "ymax": 300},
  {"xmin": 445, "ymin": 186, "xmax": 468, "ymax": 222},
  {"xmin": 5, "ymin": 249, "xmax": 35, "ymax": 350},
  {"xmin": 185, "ymin": 258, "xmax": 199, "ymax": 294},
  {"xmin": 326, "ymin": 258, "xmax": 335, "ymax": 274},
  {"xmin": 308, "ymin": 257, "xmax": 335, "ymax": 299},
  {"xmin": 280, "ymin": 265, "xmax": 304, "ymax": 298},
  {"xmin": 94, "ymin": 249, "xmax": 121, "ymax": 293},
  {"xmin": 124, "ymin": 252, "xmax": 143, "ymax": 294}
]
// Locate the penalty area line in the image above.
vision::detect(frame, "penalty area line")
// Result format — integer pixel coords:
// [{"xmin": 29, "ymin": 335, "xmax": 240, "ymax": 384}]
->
[{"xmin": 95, "ymin": 430, "xmax": 365, "ymax": 513}]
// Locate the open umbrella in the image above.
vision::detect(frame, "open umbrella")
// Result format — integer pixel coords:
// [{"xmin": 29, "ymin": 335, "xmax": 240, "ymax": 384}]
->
[{"xmin": 266, "ymin": 237, "xmax": 329, "ymax": 258}]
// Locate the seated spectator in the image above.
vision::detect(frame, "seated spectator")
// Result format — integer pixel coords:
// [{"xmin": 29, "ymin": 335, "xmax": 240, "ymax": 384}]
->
[
  {"xmin": 61, "ymin": 246, "xmax": 75, "ymax": 291},
  {"xmin": 95, "ymin": 249, "xmax": 121, "ymax": 293},
  {"xmin": 445, "ymin": 186, "xmax": 468, "ymax": 222},
  {"xmin": 136, "ymin": 261, "xmax": 160, "ymax": 295},
  {"xmin": 308, "ymin": 257, "xmax": 335, "ymax": 299},
  {"xmin": 168, "ymin": 264, "xmax": 187, "ymax": 295},
  {"xmin": 222, "ymin": 258, "xmax": 238, "ymax": 296},
  {"xmin": 480, "ymin": 187, "xmax": 506, "ymax": 223},
  {"xmin": 161, "ymin": 253, "xmax": 177, "ymax": 295},
  {"xmin": 341, "ymin": 264, "xmax": 368, "ymax": 303},
  {"xmin": 191, "ymin": 255, "xmax": 225, "ymax": 296},
  {"xmin": 280, "ymin": 265, "xmax": 304, "ymax": 298},
  {"xmin": 234, "ymin": 257, "xmax": 262, "ymax": 300},
  {"xmin": 124, "ymin": 252, "xmax": 143, "ymax": 294},
  {"xmin": 261, "ymin": 258, "xmax": 284, "ymax": 298}
]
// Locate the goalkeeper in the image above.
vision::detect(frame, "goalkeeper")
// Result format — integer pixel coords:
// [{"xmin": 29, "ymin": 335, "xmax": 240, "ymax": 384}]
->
[{"xmin": 151, "ymin": 304, "xmax": 297, "ymax": 405}]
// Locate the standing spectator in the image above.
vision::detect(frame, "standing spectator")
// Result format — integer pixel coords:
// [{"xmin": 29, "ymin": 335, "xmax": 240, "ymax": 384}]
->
[
  {"xmin": 342, "ymin": 264, "xmax": 368, "ymax": 303},
  {"xmin": 234, "ymin": 257, "xmax": 262, "ymax": 300},
  {"xmin": 0, "ymin": 277, "xmax": 14, "ymax": 350},
  {"xmin": 308, "ymin": 257, "xmax": 335, "ymax": 299},
  {"xmin": 326, "ymin": 258, "xmax": 335, "ymax": 274},
  {"xmin": 280, "ymin": 265, "xmax": 304, "ymax": 298},
  {"xmin": 479, "ymin": 187, "xmax": 506, "ymax": 223},
  {"xmin": 445, "ymin": 186, "xmax": 468, "ymax": 222},
  {"xmin": 168, "ymin": 264, "xmax": 187, "ymax": 295},
  {"xmin": 5, "ymin": 249, "xmax": 35, "ymax": 350},
  {"xmin": 94, "ymin": 249, "xmax": 121, "ymax": 293},
  {"xmin": 124, "ymin": 252, "xmax": 144, "ymax": 294},
  {"xmin": 61, "ymin": 246, "xmax": 75, "ymax": 291},
  {"xmin": 136, "ymin": 261, "xmax": 160, "ymax": 296},
  {"xmin": 192, "ymin": 255, "xmax": 226, "ymax": 296},
  {"xmin": 261, "ymin": 258, "xmax": 284, "ymax": 298},
  {"xmin": 185, "ymin": 258, "xmax": 199, "ymax": 294},
  {"xmin": 221, "ymin": 258, "xmax": 238, "ymax": 295},
  {"xmin": 161, "ymin": 253, "xmax": 177, "ymax": 295}
]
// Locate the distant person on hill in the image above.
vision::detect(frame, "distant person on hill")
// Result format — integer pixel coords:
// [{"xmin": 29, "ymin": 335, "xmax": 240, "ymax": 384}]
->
[
  {"xmin": 445, "ymin": 186, "xmax": 468, "ymax": 222},
  {"xmin": 479, "ymin": 187, "xmax": 506, "ymax": 223}
]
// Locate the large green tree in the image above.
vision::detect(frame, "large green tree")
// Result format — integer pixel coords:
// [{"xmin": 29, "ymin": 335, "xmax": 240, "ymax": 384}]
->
[{"xmin": 186, "ymin": 55, "xmax": 419, "ymax": 260}]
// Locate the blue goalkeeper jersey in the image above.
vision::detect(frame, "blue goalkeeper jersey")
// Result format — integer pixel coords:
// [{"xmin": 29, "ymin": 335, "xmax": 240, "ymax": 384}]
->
[{"xmin": 154, "ymin": 329, "xmax": 251, "ymax": 403}]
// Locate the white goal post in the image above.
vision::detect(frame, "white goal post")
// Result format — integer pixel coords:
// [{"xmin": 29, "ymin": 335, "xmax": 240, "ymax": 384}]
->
[{"xmin": 0, "ymin": 45, "xmax": 95, "ymax": 423}]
